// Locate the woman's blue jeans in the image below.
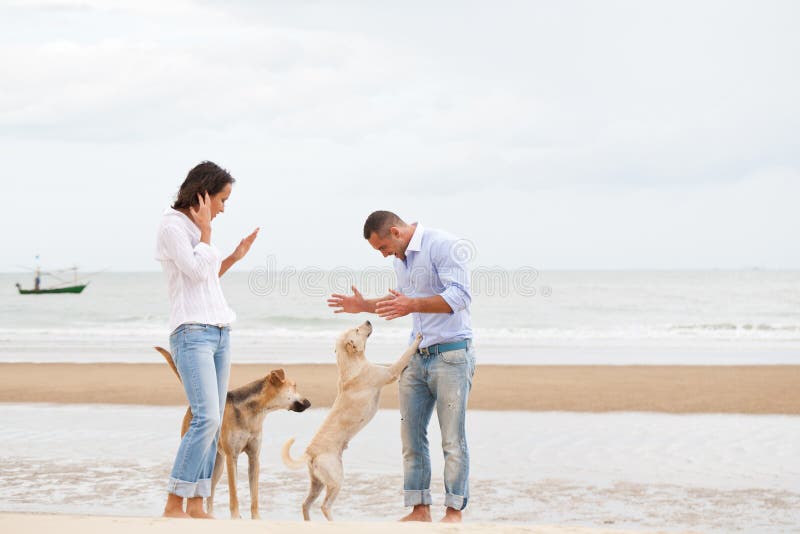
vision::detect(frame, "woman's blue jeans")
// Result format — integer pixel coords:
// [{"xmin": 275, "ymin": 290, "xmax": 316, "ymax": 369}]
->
[
  {"xmin": 166, "ymin": 323, "xmax": 231, "ymax": 498},
  {"xmin": 399, "ymin": 343, "xmax": 476, "ymax": 511}
]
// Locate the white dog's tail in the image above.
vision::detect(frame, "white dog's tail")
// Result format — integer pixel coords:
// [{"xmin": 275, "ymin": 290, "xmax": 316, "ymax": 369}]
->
[{"xmin": 281, "ymin": 438, "xmax": 308, "ymax": 470}]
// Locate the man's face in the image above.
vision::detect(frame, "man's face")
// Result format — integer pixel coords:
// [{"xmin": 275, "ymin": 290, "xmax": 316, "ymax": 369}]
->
[{"xmin": 368, "ymin": 227, "xmax": 406, "ymax": 259}]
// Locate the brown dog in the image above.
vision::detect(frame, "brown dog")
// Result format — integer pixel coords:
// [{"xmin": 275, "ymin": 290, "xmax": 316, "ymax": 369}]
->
[{"xmin": 155, "ymin": 346, "xmax": 311, "ymax": 519}]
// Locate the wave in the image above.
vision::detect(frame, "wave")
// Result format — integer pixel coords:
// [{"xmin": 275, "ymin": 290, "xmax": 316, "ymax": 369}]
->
[
  {"xmin": 2, "ymin": 322, "xmax": 800, "ymax": 343},
  {"xmin": 670, "ymin": 323, "xmax": 800, "ymax": 332},
  {"xmin": 240, "ymin": 315, "xmax": 356, "ymax": 327}
]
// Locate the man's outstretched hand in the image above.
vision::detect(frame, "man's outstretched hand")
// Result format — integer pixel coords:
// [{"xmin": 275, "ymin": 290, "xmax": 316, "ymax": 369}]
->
[{"xmin": 328, "ymin": 285, "xmax": 367, "ymax": 314}]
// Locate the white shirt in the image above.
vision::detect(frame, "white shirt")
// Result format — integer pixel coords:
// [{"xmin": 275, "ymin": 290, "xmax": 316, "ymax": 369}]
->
[{"xmin": 155, "ymin": 208, "xmax": 236, "ymax": 332}]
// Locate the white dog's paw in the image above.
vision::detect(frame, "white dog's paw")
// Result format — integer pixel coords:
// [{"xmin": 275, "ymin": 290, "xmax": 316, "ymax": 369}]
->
[{"xmin": 413, "ymin": 333, "xmax": 423, "ymax": 346}]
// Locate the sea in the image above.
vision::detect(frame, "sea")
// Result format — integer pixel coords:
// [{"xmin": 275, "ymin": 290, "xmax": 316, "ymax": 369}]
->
[
  {"xmin": 2, "ymin": 270, "xmax": 800, "ymax": 532},
  {"xmin": 0, "ymin": 269, "xmax": 798, "ymax": 365}
]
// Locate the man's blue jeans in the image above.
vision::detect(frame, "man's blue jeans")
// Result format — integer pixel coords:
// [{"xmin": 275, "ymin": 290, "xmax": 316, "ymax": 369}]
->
[
  {"xmin": 166, "ymin": 323, "xmax": 231, "ymax": 498},
  {"xmin": 399, "ymin": 343, "xmax": 476, "ymax": 511}
]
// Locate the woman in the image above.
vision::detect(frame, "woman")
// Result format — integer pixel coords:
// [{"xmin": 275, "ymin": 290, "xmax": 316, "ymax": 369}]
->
[{"xmin": 154, "ymin": 161, "xmax": 258, "ymax": 519}]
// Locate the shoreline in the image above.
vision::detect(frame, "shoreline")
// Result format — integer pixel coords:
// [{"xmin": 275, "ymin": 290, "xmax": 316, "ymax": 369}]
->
[
  {"xmin": 1, "ymin": 363, "xmax": 798, "ymax": 413},
  {"xmin": 0, "ymin": 513, "xmax": 642, "ymax": 533}
]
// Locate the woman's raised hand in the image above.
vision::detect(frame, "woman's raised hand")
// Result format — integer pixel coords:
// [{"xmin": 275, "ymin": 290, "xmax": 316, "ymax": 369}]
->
[
  {"xmin": 232, "ymin": 228, "xmax": 259, "ymax": 261},
  {"xmin": 189, "ymin": 192, "xmax": 212, "ymax": 230}
]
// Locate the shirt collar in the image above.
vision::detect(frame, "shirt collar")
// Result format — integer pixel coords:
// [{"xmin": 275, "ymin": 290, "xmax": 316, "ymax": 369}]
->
[
  {"xmin": 406, "ymin": 222, "xmax": 424, "ymax": 253},
  {"xmin": 165, "ymin": 207, "xmax": 200, "ymax": 238}
]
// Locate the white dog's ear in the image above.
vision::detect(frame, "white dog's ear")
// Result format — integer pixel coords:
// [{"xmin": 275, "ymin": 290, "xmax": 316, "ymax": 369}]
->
[{"xmin": 345, "ymin": 339, "xmax": 357, "ymax": 354}]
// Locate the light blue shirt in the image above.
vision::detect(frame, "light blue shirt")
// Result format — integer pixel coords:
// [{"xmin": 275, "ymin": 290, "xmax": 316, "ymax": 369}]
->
[{"xmin": 394, "ymin": 223, "xmax": 473, "ymax": 349}]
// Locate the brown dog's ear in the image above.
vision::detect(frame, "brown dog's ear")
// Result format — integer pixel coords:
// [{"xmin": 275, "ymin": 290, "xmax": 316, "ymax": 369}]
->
[
  {"xmin": 345, "ymin": 339, "xmax": 356, "ymax": 354},
  {"xmin": 269, "ymin": 369, "xmax": 286, "ymax": 386}
]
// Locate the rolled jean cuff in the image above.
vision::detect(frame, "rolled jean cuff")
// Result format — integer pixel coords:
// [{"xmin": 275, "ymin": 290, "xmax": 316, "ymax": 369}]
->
[
  {"xmin": 444, "ymin": 493, "xmax": 467, "ymax": 511},
  {"xmin": 196, "ymin": 478, "xmax": 212, "ymax": 497},
  {"xmin": 167, "ymin": 477, "xmax": 212, "ymax": 498},
  {"xmin": 404, "ymin": 489, "xmax": 433, "ymax": 507}
]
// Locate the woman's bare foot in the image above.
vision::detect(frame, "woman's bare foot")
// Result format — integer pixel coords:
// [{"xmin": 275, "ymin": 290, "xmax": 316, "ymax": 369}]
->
[
  {"xmin": 440, "ymin": 507, "xmax": 462, "ymax": 523},
  {"xmin": 399, "ymin": 504, "xmax": 432, "ymax": 522},
  {"xmin": 188, "ymin": 511, "xmax": 215, "ymax": 519},
  {"xmin": 163, "ymin": 493, "xmax": 189, "ymax": 518},
  {"xmin": 186, "ymin": 497, "xmax": 215, "ymax": 519}
]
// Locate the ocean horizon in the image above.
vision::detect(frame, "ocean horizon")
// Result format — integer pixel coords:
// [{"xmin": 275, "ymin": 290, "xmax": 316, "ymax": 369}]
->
[{"xmin": 2, "ymin": 270, "xmax": 799, "ymax": 365}]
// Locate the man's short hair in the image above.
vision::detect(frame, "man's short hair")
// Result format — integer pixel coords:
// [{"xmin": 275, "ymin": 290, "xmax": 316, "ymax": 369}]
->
[{"xmin": 363, "ymin": 211, "xmax": 405, "ymax": 239}]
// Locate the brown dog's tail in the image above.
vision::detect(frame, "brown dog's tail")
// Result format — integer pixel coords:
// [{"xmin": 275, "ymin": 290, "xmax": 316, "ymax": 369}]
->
[
  {"xmin": 281, "ymin": 438, "xmax": 308, "ymax": 470},
  {"xmin": 155, "ymin": 346, "xmax": 181, "ymax": 383}
]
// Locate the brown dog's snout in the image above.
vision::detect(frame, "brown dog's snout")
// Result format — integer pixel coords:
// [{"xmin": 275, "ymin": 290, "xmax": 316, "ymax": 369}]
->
[{"xmin": 291, "ymin": 398, "xmax": 311, "ymax": 412}]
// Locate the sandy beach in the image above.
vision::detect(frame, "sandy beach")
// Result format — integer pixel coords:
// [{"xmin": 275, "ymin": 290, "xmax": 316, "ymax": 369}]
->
[
  {"xmin": 0, "ymin": 362, "xmax": 798, "ymax": 413},
  {"xmin": 3, "ymin": 362, "xmax": 799, "ymax": 531},
  {"xmin": 0, "ymin": 513, "xmax": 647, "ymax": 534}
]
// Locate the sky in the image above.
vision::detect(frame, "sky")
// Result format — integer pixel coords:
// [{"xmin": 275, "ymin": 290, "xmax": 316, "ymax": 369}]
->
[{"xmin": 1, "ymin": 0, "xmax": 799, "ymax": 272}]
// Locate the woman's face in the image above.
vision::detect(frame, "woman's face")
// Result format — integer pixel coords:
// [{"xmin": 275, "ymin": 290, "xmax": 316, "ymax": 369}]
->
[{"xmin": 209, "ymin": 183, "xmax": 232, "ymax": 219}]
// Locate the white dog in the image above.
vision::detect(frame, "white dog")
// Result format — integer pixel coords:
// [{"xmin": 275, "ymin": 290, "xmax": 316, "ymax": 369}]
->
[{"xmin": 282, "ymin": 320, "xmax": 422, "ymax": 520}]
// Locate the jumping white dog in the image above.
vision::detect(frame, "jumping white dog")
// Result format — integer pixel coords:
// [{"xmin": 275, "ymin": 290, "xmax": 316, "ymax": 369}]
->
[{"xmin": 282, "ymin": 320, "xmax": 422, "ymax": 520}]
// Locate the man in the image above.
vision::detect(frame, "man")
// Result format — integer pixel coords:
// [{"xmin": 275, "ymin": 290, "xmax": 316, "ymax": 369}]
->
[{"xmin": 327, "ymin": 210, "xmax": 475, "ymax": 523}]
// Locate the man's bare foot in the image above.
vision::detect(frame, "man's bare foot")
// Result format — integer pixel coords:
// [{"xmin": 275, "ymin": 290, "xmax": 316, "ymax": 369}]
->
[
  {"xmin": 440, "ymin": 507, "xmax": 462, "ymax": 523},
  {"xmin": 162, "ymin": 508, "xmax": 190, "ymax": 519},
  {"xmin": 163, "ymin": 493, "xmax": 189, "ymax": 518},
  {"xmin": 399, "ymin": 504, "xmax": 432, "ymax": 522},
  {"xmin": 186, "ymin": 497, "xmax": 215, "ymax": 519}
]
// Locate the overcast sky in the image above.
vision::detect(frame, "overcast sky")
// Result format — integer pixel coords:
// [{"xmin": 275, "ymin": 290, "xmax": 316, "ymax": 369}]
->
[{"xmin": 2, "ymin": 0, "xmax": 798, "ymax": 272}]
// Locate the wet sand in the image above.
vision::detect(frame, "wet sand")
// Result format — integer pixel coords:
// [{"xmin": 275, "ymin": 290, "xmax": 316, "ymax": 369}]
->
[
  {"xmin": 1, "ymin": 362, "xmax": 798, "ymax": 413},
  {"xmin": 0, "ymin": 513, "xmax": 645, "ymax": 533}
]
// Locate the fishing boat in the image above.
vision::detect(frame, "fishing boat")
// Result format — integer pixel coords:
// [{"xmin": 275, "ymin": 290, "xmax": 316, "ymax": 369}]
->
[
  {"xmin": 15, "ymin": 265, "xmax": 93, "ymax": 295},
  {"xmin": 15, "ymin": 283, "xmax": 88, "ymax": 294}
]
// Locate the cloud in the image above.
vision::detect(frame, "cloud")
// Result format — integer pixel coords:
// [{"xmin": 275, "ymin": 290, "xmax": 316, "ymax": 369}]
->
[
  {"xmin": 1, "ymin": 0, "xmax": 799, "ymax": 269},
  {"xmin": 3, "ymin": 1, "xmax": 798, "ymax": 188}
]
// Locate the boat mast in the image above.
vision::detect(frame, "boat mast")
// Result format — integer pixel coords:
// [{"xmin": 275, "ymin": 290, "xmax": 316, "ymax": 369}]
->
[{"xmin": 35, "ymin": 254, "xmax": 41, "ymax": 291}]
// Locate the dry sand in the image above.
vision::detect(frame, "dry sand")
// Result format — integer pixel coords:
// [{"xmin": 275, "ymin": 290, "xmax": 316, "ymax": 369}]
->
[
  {"xmin": 1, "ymin": 363, "xmax": 798, "ymax": 413},
  {"xmin": 0, "ymin": 512, "xmax": 655, "ymax": 533}
]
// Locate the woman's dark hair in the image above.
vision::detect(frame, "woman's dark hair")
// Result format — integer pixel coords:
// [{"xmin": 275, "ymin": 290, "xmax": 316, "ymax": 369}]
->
[{"xmin": 172, "ymin": 161, "xmax": 235, "ymax": 209}]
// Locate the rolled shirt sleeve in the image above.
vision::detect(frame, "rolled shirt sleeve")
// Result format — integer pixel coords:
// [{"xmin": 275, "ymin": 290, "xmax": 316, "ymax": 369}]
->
[
  {"xmin": 157, "ymin": 224, "xmax": 219, "ymax": 282},
  {"xmin": 432, "ymin": 239, "xmax": 472, "ymax": 314}
]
